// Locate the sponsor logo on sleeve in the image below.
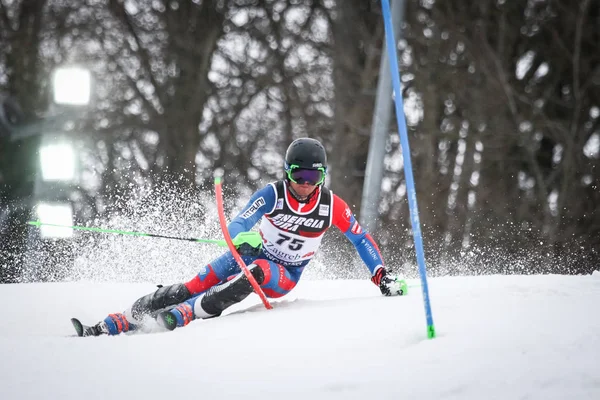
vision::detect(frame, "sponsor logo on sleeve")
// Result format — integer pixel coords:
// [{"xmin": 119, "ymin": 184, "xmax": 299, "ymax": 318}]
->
[
  {"xmin": 319, "ymin": 204, "xmax": 330, "ymax": 216},
  {"xmin": 241, "ymin": 197, "xmax": 266, "ymax": 219},
  {"xmin": 362, "ymin": 238, "xmax": 379, "ymax": 261},
  {"xmin": 351, "ymin": 221, "xmax": 363, "ymax": 235},
  {"xmin": 344, "ymin": 207, "xmax": 352, "ymax": 222}
]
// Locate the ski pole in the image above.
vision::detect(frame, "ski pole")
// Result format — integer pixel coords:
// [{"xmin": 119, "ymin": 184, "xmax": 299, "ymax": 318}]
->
[{"xmin": 26, "ymin": 220, "xmax": 229, "ymax": 247}]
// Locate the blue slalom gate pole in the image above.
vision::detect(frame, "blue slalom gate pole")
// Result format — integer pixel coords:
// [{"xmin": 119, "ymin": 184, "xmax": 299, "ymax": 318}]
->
[{"xmin": 380, "ymin": 0, "xmax": 436, "ymax": 339}]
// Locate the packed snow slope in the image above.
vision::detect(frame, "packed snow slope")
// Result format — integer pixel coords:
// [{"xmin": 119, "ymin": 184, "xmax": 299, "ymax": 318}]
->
[{"xmin": 0, "ymin": 273, "xmax": 599, "ymax": 400}]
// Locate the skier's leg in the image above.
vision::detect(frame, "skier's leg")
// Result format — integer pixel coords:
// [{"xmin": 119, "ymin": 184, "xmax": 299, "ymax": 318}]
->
[
  {"xmin": 128, "ymin": 283, "xmax": 193, "ymax": 321},
  {"xmin": 195, "ymin": 261, "xmax": 267, "ymax": 318},
  {"xmin": 195, "ymin": 259, "xmax": 301, "ymax": 316},
  {"xmin": 259, "ymin": 263, "xmax": 301, "ymax": 298},
  {"xmin": 158, "ymin": 259, "xmax": 272, "ymax": 330},
  {"xmin": 83, "ymin": 283, "xmax": 194, "ymax": 336},
  {"xmin": 183, "ymin": 251, "xmax": 245, "ymax": 295},
  {"xmin": 84, "ymin": 252, "xmax": 247, "ymax": 336},
  {"xmin": 127, "ymin": 251, "xmax": 248, "ymax": 321},
  {"xmin": 159, "ymin": 260, "xmax": 301, "ymax": 330}
]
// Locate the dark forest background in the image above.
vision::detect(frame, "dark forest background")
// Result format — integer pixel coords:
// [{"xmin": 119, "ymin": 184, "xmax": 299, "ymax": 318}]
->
[{"xmin": 1, "ymin": 0, "xmax": 598, "ymax": 283}]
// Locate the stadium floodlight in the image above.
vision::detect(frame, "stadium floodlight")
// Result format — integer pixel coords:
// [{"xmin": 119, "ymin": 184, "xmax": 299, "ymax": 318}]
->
[
  {"xmin": 36, "ymin": 202, "xmax": 74, "ymax": 239},
  {"xmin": 52, "ymin": 67, "xmax": 91, "ymax": 106},
  {"xmin": 39, "ymin": 142, "xmax": 76, "ymax": 181}
]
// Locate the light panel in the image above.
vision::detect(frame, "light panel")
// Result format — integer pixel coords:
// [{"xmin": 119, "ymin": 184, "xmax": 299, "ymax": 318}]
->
[
  {"xmin": 37, "ymin": 202, "xmax": 74, "ymax": 239},
  {"xmin": 40, "ymin": 143, "xmax": 76, "ymax": 181},
  {"xmin": 52, "ymin": 67, "xmax": 91, "ymax": 106}
]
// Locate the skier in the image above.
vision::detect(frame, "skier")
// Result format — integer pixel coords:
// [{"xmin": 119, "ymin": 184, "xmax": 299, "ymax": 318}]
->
[{"xmin": 73, "ymin": 137, "xmax": 407, "ymax": 337}]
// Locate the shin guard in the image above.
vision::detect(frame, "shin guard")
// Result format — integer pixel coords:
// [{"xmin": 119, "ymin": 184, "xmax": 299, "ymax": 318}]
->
[
  {"xmin": 130, "ymin": 283, "xmax": 192, "ymax": 321},
  {"xmin": 194, "ymin": 263, "xmax": 265, "ymax": 319}
]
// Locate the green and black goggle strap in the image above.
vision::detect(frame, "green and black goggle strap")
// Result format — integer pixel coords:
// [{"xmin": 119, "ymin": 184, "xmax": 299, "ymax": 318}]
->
[{"xmin": 285, "ymin": 163, "xmax": 327, "ymax": 186}]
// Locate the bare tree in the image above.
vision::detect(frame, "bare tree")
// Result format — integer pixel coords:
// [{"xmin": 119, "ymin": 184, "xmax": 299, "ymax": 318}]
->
[{"xmin": 329, "ymin": 0, "xmax": 382, "ymax": 210}]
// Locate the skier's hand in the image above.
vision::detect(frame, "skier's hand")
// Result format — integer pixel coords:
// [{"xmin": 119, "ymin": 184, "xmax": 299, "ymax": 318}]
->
[
  {"xmin": 232, "ymin": 231, "xmax": 263, "ymax": 256},
  {"xmin": 372, "ymin": 268, "xmax": 407, "ymax": 296}
]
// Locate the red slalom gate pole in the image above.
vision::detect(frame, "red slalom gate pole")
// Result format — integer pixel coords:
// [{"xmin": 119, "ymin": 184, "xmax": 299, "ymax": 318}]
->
[{"xmin": 214, "ymin": 176, "xmax": 272, "ymax": 310}]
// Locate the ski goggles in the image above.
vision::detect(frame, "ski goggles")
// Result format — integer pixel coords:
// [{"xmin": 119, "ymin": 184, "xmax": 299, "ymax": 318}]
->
[{"xmin": 286, "ymin": 164, "xmax": 326, "ymax": 186}]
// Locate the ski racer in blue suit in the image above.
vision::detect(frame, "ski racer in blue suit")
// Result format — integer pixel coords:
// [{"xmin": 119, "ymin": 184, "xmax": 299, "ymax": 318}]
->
[{"xmin": 75, "ymin": 138, "xmax": 407, "ymax": 337}]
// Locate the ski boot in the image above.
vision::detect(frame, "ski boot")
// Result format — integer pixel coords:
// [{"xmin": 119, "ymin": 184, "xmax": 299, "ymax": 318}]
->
[
  {"xmin": 71, "ymin": 318, "xmax": 109, "ymax": 337},
  {"xmin": 71, "ymin": 313, "xmax": 132, "ymax": 337},
  {"xmin": 157, "ymin": 303, "xmax": 194, "ymax": 331}
]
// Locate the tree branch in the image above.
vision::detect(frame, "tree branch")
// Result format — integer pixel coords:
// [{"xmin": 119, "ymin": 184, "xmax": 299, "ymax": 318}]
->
[
  {"xmin": 107, "ymin": 0, "xmax": 166, "ymax": 109},
  {"xmin": 0, "ymin": 0, "xmax": 12, "ymax": 34},
  {"xmin": 101, "ymin": 40, "xmax": 162, "ymax": 122}
]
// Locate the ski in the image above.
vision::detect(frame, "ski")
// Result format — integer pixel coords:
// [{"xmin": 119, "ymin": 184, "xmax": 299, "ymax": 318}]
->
[
  {"xmin": 71, "ymin": 317, "xmax": 86, "ymax": 337},
  {"xmin": 70, "ymin": 317, "xmax": 108, "ymax": 337}
]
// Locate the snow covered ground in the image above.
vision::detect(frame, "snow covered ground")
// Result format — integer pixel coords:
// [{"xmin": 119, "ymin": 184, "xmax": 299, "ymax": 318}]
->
[{"xmin": 1, "ymin": 273, "xmax": 599, "ymax": 400}]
